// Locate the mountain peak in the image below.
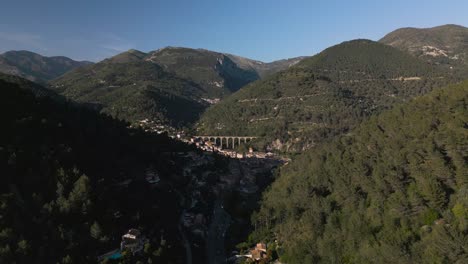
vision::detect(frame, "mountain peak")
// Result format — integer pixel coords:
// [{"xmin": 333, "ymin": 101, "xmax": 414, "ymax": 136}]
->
[
  {"xmin": 380, "ymin": 24, "xmax": 468, "ymax": 72},
  {"xmin": 106, "ymin": 49, "xmax": 147, "ymax": 63}
]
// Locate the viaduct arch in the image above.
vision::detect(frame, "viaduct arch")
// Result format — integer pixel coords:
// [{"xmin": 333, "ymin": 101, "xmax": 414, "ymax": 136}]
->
[{"xmin": 194, "ymin": 136, "xmax": 257, "ymax": 149}]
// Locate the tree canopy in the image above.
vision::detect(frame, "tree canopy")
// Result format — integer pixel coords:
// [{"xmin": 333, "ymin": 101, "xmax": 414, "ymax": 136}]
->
[{"xmin": 248, "ymin": 81, "xmax": 468, "ymax": 263}]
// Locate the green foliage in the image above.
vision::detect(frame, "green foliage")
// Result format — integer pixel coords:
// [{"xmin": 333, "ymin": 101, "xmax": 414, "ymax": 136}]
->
[
  {"xmin": 0, "ymin": 50, "xmax": 91, "ymax": 83},
  {"xmin": 420, "ymin": 209, "xmax": 440, "ymax": 226},
  {"xmin": 0, "ymin": 76, "xmax": 195, "ymax": 263},
  {"xmin": 50, "ymin": 60, "xmax": 209, "ymax": 126},
  {"xmin": 198, "ymin": 40, "xmax": 461, "ymax": 152},
  {"xmin": 49, "ymin": 48, "xmax": 265, "ymax": 127},
  {"xmin": 90, "ymin": 221, "xmax": 103, "ymax": 240},
  {"xmin": 249, "ymin": 81, "xmax": 468, "ymax": 263}
]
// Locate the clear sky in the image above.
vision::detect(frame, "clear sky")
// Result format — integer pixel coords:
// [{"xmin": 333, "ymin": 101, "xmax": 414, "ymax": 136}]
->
[{"xmin": 1, "ymin": 0, "xmax": 467, "ymax": 62}]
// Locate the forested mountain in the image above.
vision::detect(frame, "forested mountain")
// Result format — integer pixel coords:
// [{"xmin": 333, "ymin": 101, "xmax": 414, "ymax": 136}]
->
[
  {"xmin": 197, "ymin": 39, "xmax": 459, "ymax": 152},
  {"xmin": 49, "ymin": 47, "xmax": 306, "ymax": 127},
  {"xmin": 49, "ymin": 57, "xmax": 208, "ymax": 127},
  {"xmin": 145, "ymin": 47, "xmax": 307, "ymax": 94},
  {"xmin": 0, "ymin": 72, "xmax": 63, "ymax": 100},
  {"xmin": 0, "ymin": 50, "xmax": 91, "ymax": 83},
  {"xmin": 225, "ymin": 54, "xmax": 308, "ymax": 78},
  {"xmin": 0, "ymin": 74, "xmax": 201, "ymax": 263},
  {"xmin": 380, "ymin": 24, "xmax": 468, "ymax": 74},
  {"xmin": 247, "ymin": 81, "xmax": 468, "ymax": 263}
]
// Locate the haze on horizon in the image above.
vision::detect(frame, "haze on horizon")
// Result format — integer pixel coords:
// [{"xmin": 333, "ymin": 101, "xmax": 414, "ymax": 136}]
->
[{"xmin": 1, "ymin": 0, "xmax": 468, "ymax": 62}]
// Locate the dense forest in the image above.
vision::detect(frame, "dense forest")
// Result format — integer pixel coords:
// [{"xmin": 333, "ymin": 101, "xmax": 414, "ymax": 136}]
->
[
  {"xmin": 0, "ymin": 76, "xmax": 203, "ymax": 263},
  {"xmin": 197, "ymin": 40, "xmax": 462, "ymax": 152},
  {"xmin": 46, "ymin": 47, "xmax": 311, "ymax": 129},
  {"xmin": 246, "ymin": 81, "xmax": 468, "ymax": 263},
  {"xmin": 0, "ymin": 50, "xmax": 91, "ymax": 84},
  {"xmin": 50, "ymin": 59, "xmax": 208, "ymax": 127}
]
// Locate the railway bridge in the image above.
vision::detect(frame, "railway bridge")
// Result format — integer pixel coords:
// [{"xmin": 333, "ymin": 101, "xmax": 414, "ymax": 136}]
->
[{"xmin": 194, "ymin": 136, "xmax": 257, "ymax": 149}]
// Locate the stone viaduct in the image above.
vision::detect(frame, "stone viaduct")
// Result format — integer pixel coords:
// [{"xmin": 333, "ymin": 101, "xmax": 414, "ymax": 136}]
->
[{"xmin": 194, "ymin": 136, "xmax": 257, "ymax": 149}]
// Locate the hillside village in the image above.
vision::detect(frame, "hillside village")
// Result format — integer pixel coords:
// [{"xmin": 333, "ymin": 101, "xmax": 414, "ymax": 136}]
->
[
  {"xmin": 1, "ymin": 6, "xmax": 467, "ymax": 262},
  {"xmin": 93, "ymin": 118, "xmax": 285, "ymax": 262}
]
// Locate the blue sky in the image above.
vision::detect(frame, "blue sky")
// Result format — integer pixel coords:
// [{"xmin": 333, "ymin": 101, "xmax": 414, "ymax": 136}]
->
[{"xmin": 1, "ymin": 0, "xmax": 467, "ymax": 62}]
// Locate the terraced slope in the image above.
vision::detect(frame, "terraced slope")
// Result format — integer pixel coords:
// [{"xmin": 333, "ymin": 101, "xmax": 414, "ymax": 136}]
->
[{"xmin": 197, "ymin": 40, "xmax": 459, "ymax": 152}]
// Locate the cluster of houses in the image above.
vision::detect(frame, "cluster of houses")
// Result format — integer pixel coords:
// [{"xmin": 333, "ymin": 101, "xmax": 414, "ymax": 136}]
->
[
  {"xmin": 201, "ymin": 97, "xmax": 221, "ymax": 105},
  {"xmin": 132, "ymin": 118, "xmax": 179, "ymax": 135}
]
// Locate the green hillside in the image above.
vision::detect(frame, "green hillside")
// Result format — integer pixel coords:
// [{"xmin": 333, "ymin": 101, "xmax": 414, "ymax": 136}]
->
[
  {"xmin": 48, "ymin": 47, "xmax": 309, "ymax": 127},
  {"xmin": 0, "ymin": 72, "xmax": 63, "ymax": 100},
  {"xmin": 380, "ymin": 24, "xmax": 468, "ymax": 75},
  {"xmin": 50, "ymin": 59, "xmax": 208, "ymax": 126},
  {"xmin": 197, "ymin": 40, "xmax": 459, "ymax": 152},
  {"xmin": 247, "ymin": 81, "xmax": 468, "ymax": 263},
  {"xmin": 0, "ymin": 50, "xmax": 91, "ymax": 83}
]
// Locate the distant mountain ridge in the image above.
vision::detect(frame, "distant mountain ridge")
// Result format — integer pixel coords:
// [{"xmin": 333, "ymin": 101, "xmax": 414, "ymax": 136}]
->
[
  {"xmin": 49, "ymin": 47, "xmax": 307, "ymax": 126},
  {"xmin": 0, "ymin": 72, "xmax": 63, "ymax": 100},
  {"xmin": 144, "ymin": 47, "xmax": 259, "ymax": 98},
  {"xmin": 0, "ymin": 50, "xmax": 92, "ymax": 83},
  {"xmin": 224, "ymin": 53, "xmax": 308, "ymax": 78},
  {"xmin": 50, "ymin": 59, "xmax": 207, "ymax": 126},
  {"xmin": 380, "ymin": 24, "xmax": 468, "ymax": 74},
  {"xmin": 102, "ymin": 46, "xmax": 307, "ymax": 98}
]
